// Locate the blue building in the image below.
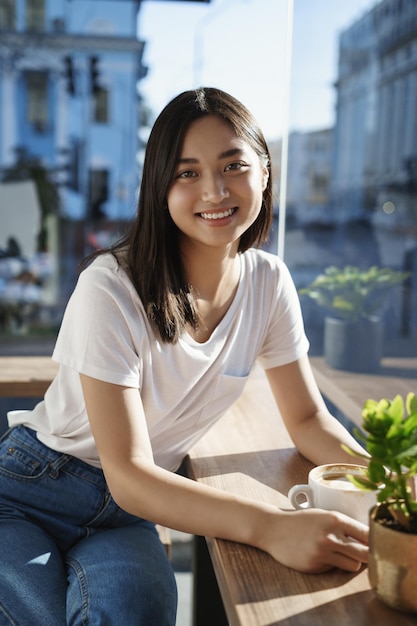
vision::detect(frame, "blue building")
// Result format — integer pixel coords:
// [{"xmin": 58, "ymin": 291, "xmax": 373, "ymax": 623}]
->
[{"xmin": 0, "ymin": 0, "xmax": 146, "ymax": 222}]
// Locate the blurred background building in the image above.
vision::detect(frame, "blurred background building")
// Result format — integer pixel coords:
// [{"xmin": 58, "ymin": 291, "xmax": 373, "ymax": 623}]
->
[
  {"xmin": 332, "ymin": 0, "xmax": 417, "ymax": 228},
  {"xmin": 0, "ymin": 0, "xmax": 146, "ymax": 222},
  {"xmin": 0, "ymin": 0, "xmax": 210, "ymax": 324},
  {"xmin": 276, "ymin": 0, "xmax": 417, "ymax": 231}
]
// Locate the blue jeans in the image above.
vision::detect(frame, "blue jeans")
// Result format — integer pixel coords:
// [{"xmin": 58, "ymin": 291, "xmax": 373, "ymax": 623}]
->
[{"xmin": 0, "ymin": 425, "xmax": 177, "ymax": 625}]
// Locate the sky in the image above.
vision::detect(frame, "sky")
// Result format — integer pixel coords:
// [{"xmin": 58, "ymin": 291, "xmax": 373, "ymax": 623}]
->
[{"xmin": 138, "ymin": 0, "xmax": 380, "ymax": 141}]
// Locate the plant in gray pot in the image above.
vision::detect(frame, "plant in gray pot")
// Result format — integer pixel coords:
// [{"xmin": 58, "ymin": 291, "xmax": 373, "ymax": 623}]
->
[
  {"xmin": 299, "ymin": 265, "xmax": 408, "ymax": 372},
  {"xmin": 342, "ymin": 392, "xmax": 417, "ymax": 614}
]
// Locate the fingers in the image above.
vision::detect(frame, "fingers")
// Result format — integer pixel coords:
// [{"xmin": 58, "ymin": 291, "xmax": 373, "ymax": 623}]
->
[
  {"xmin": 339, "ymin": 515, "xmax": 369, "ymax": 546},
  {"xmin": 314, "ymin": 512, "xmax": 369, "ymax": 572},
  {"xmin": 271, "ymin": 509, "xmax": 369, "ymax": 574},
  {"xmin": 324, "ymin": 527, "xmax": 369, "ymax": 572}
]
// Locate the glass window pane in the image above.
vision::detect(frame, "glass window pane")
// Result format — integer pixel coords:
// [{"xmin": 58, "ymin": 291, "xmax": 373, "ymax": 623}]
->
[
  {"xmin": 92, "ymin": 88, "xmax": 109, "ymax": 124},
  {"xmin": 287, "ymin": 0, "xmax": 417, "ymax": 376},
  {"xmin": 26, "ymin": 71, "xmax": 48, "ymax": 131},
  {"xmin": 0, "ymin": 0, "xmax": 15, "ymax": 29},
  {"xmin": 26, "ymin": 0, "xmax": 45, "ymax": 31}
]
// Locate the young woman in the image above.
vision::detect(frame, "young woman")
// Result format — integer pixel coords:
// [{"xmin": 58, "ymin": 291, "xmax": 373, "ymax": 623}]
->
[{"xmin": 0, "ymin": 88, "xmax": 368, "ymax": 625}]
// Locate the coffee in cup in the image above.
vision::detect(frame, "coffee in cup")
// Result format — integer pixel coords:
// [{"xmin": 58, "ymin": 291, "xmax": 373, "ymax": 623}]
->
[{"xmin": 288, "ymin": 463, "xmax": 377, "ymax": 525}]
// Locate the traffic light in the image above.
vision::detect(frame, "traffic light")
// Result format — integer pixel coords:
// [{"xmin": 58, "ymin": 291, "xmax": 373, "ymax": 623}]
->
[
  {"xmin": 64, "ymin": 56, "xmax": 75, "ymax": 96},
  {"xmin": 90, "ymin": 56, "xmax": 101, "ymax": 94}
]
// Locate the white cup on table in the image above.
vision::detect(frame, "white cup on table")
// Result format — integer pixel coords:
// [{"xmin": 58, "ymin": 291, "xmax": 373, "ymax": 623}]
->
[{"xmin": 288, "ymin": 463, "xmax": 377, "ymax": 525}]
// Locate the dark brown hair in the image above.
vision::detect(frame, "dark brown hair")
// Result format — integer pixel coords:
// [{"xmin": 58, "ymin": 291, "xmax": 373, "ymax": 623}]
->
[{"xmin": 87, "ymin": 87, "xmax": 273, "ymax": 343}]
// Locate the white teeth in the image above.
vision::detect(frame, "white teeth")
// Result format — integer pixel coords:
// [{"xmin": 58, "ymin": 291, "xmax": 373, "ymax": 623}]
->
[{"xmin": 200, "ymin": 208, "xmax": 234, "ymax": 220}]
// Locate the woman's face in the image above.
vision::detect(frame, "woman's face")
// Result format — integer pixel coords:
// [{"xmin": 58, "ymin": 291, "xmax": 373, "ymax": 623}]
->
[{"xmin": 166, "ymin": 115, "xmax": 269, "ymax": 253}]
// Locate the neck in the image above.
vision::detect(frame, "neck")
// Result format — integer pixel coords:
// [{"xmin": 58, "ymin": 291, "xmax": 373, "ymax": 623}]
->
[
  {"xmin": 179, "ymin": 240, "xmax": 241, "ymax": 342},
  {"xmin": 181, "ymin": 239, "xmax": 239, "ymax": 296}
]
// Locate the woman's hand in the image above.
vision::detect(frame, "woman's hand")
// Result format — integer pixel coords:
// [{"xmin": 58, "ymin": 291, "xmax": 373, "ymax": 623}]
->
[{"xmin": 261, "ymin": 508, "xmax": 369, "ymax": 573}]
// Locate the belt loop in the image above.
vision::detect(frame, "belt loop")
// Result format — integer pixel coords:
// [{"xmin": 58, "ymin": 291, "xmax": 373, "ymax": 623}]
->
[{"xmin": 49, "ymin": 454, "xmax": 71, "ymax": 479}]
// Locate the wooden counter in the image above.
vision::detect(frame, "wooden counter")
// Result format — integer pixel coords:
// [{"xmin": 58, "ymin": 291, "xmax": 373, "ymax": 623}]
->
[
  {"xmin": 0, "ymin": 356, "xmax": 58, "ymax": 397},
  {"xmin": 186, "ymin": 364, "xmax": 416, "ymax": 626}
]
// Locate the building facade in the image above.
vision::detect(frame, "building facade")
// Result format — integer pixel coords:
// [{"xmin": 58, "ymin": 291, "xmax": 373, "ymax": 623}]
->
[
  {"xmin": 332, "ymin": 0, "xmax": 417, "ymax": 227},
  {"xmin": 286, "ymin": 128, "xmax": 333, "ymax": 226},
  {"xmin": 0, "ymin": 0, "xmax": 145, "ymax": 222}
]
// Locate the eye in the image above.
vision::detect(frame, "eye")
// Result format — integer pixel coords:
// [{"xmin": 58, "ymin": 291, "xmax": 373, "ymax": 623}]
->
[
  {"xmin": 224, "ymin": 161, "xmax": 247, "ymax": 172},
  {"xmin": 175, "ymin": 169, "xmax": 198, "ymax": 180}
]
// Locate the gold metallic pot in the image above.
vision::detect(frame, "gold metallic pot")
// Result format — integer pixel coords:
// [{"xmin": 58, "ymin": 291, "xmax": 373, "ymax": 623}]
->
[{"xmin": 369, "ymin": 504, "xmax": 417, "ymax": 614}]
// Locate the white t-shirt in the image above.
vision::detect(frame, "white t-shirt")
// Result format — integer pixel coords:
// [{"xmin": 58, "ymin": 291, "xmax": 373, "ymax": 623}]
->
[{"xmin": 8, "ymin": 249, "xmax": 309, "ymax": 471}]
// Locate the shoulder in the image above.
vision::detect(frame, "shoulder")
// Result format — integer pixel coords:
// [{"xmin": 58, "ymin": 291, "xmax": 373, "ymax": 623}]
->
[
  {"xmin": 241, "ymin": 248, "xmax": 290, "ymax": 282},
  {"xmin": 79, "ymin": 253, "xmax": 133, "ymax": 295},
  {"xmin": 82, "ymin": 252, "xmax": 122, "ymax": 275}
]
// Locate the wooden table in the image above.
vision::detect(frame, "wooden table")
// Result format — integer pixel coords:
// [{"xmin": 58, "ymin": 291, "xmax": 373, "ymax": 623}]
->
[
  {"xmin": 186, "ymin": 364, "xmax": 416, "ymax": 626},
  {"xmin": 0, "ymin": 356, "xmax": 58, "ymax": 397},
  {"xmin": 310, "ymin": 356, "xmax": 417, "ymax": 426}
]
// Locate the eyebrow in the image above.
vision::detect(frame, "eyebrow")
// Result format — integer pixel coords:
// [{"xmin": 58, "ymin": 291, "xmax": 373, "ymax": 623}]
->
[{"xmin": 177, "ymin": 148, "xmax": 244, "ymax": 165}]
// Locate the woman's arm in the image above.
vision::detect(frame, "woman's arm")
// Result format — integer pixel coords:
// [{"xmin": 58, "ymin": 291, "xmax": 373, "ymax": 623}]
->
[
  {"xmin": 80, "ymin": 372, "xmax": 368, "ymax": 574},
  {"xmin": 80, "ymin": 373, "xmax": 274, "ymax": 543},
  {"xmin": 264, "ymin": 354, "xmax": 366, "ymax": 465}
]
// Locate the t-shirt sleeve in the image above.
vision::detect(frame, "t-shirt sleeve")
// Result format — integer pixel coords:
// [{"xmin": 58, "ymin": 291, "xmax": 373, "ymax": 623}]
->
[
  {"xmin": 53, "ymin": 263, "xmax": 142, "ymax": 387},
  {"xmin": 256, "ymin": 257, "xmax": 309, "ymax": 369}
]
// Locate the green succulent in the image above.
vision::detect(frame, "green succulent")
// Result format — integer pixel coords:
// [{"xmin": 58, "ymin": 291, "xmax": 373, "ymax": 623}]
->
[
  {"xmin": 299, "ymin": 266, "xmax": 409, "ymax": 322},
  {"xmin": 342, "ymin": 393, "xmax": 417, "ymax": 533}
]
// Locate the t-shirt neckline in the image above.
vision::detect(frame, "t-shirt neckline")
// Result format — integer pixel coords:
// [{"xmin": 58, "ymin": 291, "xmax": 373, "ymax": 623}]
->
[{"xmin": 182, "ymin": 254, "xmax": 245, "ymax": 347}]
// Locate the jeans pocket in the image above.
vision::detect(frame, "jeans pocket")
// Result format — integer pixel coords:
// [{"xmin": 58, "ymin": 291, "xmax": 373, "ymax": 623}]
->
[{"xmin": 0, "ymin": 435, "xmax": 50, "ymax": 481}]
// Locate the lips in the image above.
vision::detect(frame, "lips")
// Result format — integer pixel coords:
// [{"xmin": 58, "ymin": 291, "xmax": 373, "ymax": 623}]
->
[{"xmin": 199, "ymin": 207, "xmax": 237, "ymax": 221}]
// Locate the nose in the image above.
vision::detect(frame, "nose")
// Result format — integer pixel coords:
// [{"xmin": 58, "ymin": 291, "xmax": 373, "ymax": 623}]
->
[{"xmin": 201, "ymin": 172, "xmax": 229, "ymax": 203}]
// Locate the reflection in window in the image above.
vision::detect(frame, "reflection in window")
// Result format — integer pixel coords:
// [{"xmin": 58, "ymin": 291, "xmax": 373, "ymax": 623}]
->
[
  {"xmin": 92, "ymin": 87, "xmax": 109, "ymax": 124},
  {"xmin": 26, "ymin": 0, "xmax": 45, "ymax": 31},
  {"xmin": 289, "ymin": 0, "xmax": 417, "ymax": 355},
  {"xmin": 26, "ymin": 71, "xmax": 48, "ymax": 132},
  {"xmin": 0, "ymin": 0, "xmax": 15, "ymax": 29}
]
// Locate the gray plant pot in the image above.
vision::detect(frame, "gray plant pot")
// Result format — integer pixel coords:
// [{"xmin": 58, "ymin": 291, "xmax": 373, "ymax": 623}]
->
[{"xmin": 324, "ymin": 316, "xmax": 383, "ymax": 373}]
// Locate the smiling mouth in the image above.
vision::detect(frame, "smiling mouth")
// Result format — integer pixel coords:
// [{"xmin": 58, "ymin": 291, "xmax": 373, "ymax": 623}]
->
[{"xmin": 199, "ymin": 207, "xmax": 237, "ymax": 221}]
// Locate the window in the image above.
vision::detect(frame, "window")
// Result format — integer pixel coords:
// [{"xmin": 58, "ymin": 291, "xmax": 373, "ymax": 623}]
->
[
  {"xmin": 0, "ymin": 0, "xmax": 15, "ymax": 29},
  {"xmin": 286, "ymin": 0, "xmax": 417, "ymax": 363},
  {"xmin": 26, "ymin": 71, "xmax": 48, "ymax": 132},
  {"xmin": 67, "ymin": 139, "xmax": 81, "ymax": 192},
  {"xmin": 92, "ymin": 87, "xmax": 109, "ymax": 124},
  {"xmin": 88, "ymin": 169, "xmax": 109, "ymax": 220},
  {"xmin": 26, "ymin": 0, "xmax": 45, "ymax": 31}
]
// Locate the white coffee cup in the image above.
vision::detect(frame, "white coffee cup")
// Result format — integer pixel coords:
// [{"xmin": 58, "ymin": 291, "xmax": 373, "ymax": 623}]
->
[{"xmin": 288, "ymin": 463, "xmax": 377, "ymax": 525}]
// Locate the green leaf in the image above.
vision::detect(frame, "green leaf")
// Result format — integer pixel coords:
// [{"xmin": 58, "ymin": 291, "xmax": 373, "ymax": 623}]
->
[
  {"xmin": 340, "ymin": 444, "xmax": 369, "ymax": 461},
  {"xmin": 366, "ymin": 442, "xmax": 388, "ymax": 460},
  {"xmin": 387, "ymin": 395, "xmax": 405, "ymax": 423},
  {"xmin": 403, "ymin": 412, "xmax": 417, "ymax": 436},
  {"xmin": 367, "ymin": 460, "xmax": 386, "ymax": 484},
  {"xmin": 377, "ymin": 485, "xmax": 395, "ymax": 502},
  {"xmin": 406, "ymin": 393, "xmax": 417, "ymax": 415},
  {"xmin": 396, "ymin": 444, "xmax": 417, "ymax": 463}
]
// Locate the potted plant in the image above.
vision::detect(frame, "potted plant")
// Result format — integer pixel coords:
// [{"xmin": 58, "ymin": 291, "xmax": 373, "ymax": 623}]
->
[
  {"xmin": 299, "ymin": 265, "xmax": 409, "ymax": 372},
  {"xmin": 342, "ymin": 392, "xmax": 417, "ymax": 614}
]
